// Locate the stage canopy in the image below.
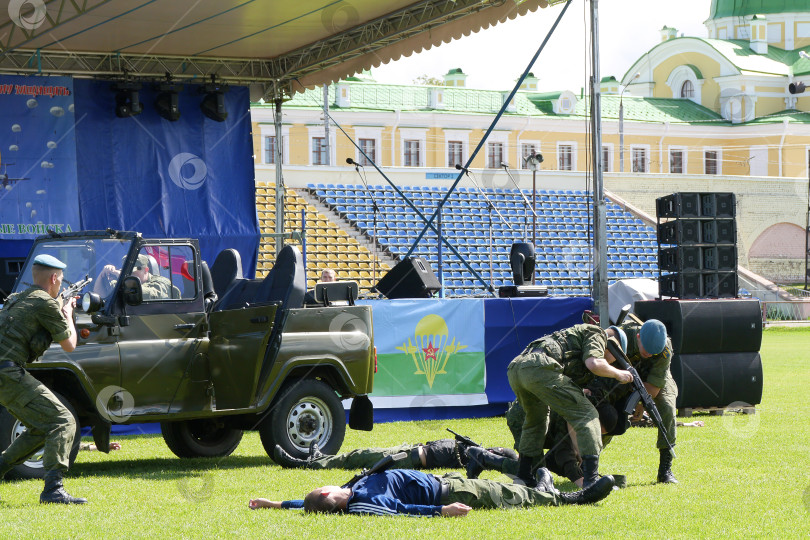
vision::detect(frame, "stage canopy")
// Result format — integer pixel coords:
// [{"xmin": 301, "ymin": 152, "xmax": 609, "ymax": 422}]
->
[{"xmin": 0, "ymin": 0, "xmax": 558, "ymax": 95}]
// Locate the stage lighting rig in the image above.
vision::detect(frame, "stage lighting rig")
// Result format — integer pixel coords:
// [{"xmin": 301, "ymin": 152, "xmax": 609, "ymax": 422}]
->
[
  {"xmin": 154, "ymin": 75, "xmax": 183, "ymax": 121},
  {"xmin": 200, "ymin": 75, "xmax": 229, "ymax": 122},
  {"xmin": 111, "ymin": 81, "xmax": 143, "ymax": 118}
]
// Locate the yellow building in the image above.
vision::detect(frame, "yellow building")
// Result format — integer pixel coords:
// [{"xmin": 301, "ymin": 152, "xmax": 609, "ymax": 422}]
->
[{"xmin": 251, "ymin": 0, "xmax": 810, "ymax": 284}]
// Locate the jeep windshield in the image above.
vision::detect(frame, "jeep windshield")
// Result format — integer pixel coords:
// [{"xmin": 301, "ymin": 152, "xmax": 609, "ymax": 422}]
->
[{"xmin": 13, "ymin": 237, "xmax": 134, "ymax": 298}]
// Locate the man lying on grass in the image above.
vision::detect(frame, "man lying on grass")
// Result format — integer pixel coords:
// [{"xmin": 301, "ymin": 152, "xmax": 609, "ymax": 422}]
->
[{"xmin": 249, "ymin": 468, "xmax": 615, "ymax": 516}]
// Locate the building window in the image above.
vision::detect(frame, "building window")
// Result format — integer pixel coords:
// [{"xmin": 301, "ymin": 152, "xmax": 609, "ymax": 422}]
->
[
  {"xmin": 705, "ymin": 150, "xmax": 718, "ymax": 175},
  {"xmin": 680, "ymin": 80, "xmax": 694, "ymax": 99},
  {"xmin": 558, "ymin": 145, "xmax": 573, "ymax": 171},
  {"xmin": 601, "ymin": 145, "xmax": 611, "ymax": 173},
  {"xmin": 632, "ymin": 147, "xmax": 648, "ymax": 173},
  {"xmin": 670, "ymin": 149, "xmax": 684, "ymax": 174},
  {"xmin": 404, "ymin": 140, "xmax": 421, "ymax": 167},
  {"xmin": 312, "ymin": 137, "xmax": 327, "ymax": 165},
  {"xmin": 448, "ymin": 141, "xmax": 463, "ymax": 167},
  {"xmin": 521, "ymin": 143, "xmax": 538, "ymax": 169},
  {"xmin": 359, "ymin": 138, "xmax": 376, "ymax": 166},
  {"xmin": 264, "ymin": 136, "xmax": 277, "ymax": 164},
  {"xmin": 487, "ymin": 142, "xmax": 503, "ymax": 168}
]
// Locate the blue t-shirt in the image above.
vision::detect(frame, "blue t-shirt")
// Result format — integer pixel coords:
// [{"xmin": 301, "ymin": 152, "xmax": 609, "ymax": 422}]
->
[
  {"xmin": 281, "ymin": 470, "xmax": 443, "ymax": 516},
  {"xmin": 347, "ymin": 470, "xmax": 443, "ymax": 516}
]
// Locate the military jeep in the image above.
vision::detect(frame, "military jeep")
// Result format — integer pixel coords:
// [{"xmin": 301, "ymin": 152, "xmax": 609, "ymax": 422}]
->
[{"xmin": 0, "ymin": 230, "xmax": 375, "ymax": 479}]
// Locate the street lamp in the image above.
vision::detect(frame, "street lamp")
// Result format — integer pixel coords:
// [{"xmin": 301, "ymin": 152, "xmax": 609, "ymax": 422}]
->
[{"xmin": 619, "ymin": 73, "xmax": 640, "ymax": 173}]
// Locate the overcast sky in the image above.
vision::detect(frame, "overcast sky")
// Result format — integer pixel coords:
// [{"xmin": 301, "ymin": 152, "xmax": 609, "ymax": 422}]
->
[{"xmin": 371, "ymin": 0, "xmax": 711, "ymax": 91}]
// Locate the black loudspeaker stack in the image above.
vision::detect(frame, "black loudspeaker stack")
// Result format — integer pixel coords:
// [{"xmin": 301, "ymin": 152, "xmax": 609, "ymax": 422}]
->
[
  {"xmin": 375, "ymin": 257, "xmax": 441, "ymax": 299},
  {"xmin": 634, "ymin": 299, "xmax": 763, "ymax": 410},
  {"xmin": 656, "ymin": 192, "xmax": 738, "ymax": 299}
]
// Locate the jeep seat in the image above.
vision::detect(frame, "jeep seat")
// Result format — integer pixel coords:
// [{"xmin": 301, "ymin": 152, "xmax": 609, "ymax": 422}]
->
[
  {"xmin": 210, "ymin": 248, "xmax": 243, "ymax": 298},
  {"xmin": 256, "ymin": 245, "xmax": 306, "ymax": 310}
]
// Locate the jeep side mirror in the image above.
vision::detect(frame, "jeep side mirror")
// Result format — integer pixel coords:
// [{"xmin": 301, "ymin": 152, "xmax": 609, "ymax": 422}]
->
[{"xmin": 121, "ymin": 276, "xmax": 143, "ymax": 306}]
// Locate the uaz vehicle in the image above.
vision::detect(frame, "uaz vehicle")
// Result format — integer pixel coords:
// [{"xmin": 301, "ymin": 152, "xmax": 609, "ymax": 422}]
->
[{"xmin": 0, "ymin": 230, "xmax": 375, "ymax": 478}]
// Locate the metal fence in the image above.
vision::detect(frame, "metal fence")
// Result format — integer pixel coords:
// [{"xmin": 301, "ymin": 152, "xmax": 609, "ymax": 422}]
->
[{"xmin": 760, "ymin": 300, "xmax": 810, "ymax": 322}]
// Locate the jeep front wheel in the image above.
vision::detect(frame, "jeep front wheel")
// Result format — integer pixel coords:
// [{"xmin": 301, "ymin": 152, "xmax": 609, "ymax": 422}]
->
[
  {"xmin": 260, "ymin": 379, "xmax": 346, "ymax": 460},
  {"xmin": 160, "ymin": 419, "xmax": 243, "ymax": 458},
  {"xmin": 0, "ymin": 391, "xmax": 81, "ymax": 480}
]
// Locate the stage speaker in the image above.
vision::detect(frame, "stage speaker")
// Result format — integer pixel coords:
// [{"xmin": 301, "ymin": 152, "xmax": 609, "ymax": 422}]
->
[
  {"xmin": 659, "ymin": 246, "xmax": 737, "ymax": 273},
  {"xmin": 671, "ymin": 352, "xmax": 763, "ymax": 408},
  {"xmin": 375, "ymin": 257, "xmax": 441, "ymax": 299},
  {"xmin": 656, "ymin": 192, "xmax": 736, "ymax": 219},
  {"xmin": 658, "ymin": 220, "xmax": 701, "ymax": 245},
  {"xmin": 633, "ymin": 298, "xmax": 762, "ymax": 354}
]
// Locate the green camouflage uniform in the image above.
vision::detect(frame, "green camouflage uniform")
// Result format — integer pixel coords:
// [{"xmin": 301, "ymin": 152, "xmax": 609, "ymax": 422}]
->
[
  {"xmin": 618, "ymin": 320, "xmax": 677, "ymax": 450},
  {"xmin": 0, "ymin": 287, "xmax": 76, "ymax": 472},
  {"xmin": 141, "ymin": 274, "xmax": 176, "ymax": 300},
  {"xmin": 440, "ymin": 472, "xmax": 559, "ymax": 508},
  {"xmin": 507, "ymin": 324, "xmax": 609, "ymax": 458},
  {"xmin": 304, "ymin": 440, "xmax": 465, "ymax": 470}
]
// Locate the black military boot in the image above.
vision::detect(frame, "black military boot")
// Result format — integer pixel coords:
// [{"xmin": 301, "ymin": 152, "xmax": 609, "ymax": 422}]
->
[
  {"xmin": 657, "ymin": 448, "xmax": 678, "ymax": 484},
  {"xmin": 465, "ymin": 447, "xmax": 507, "ymax": 479},
  {"xmin": 273, "ymin": 445, "xmax": 309, "ymax": 469},
  {"xmin": 533, "ymin": 467, "xmax": 556, "ymax": 494},
  {"xmin": 517, "ymin": 454, "xmax": 538, "ymax": 488},
  {"xmin": 487, "ymin": 446, "xmax": 518, "ymax": 460},
  {"xmin": 557, "ymin": 475, "xmax": 615, "ymax": 505},
  {"xmin": 40, "ymin": 470, "xmax": 87, "ymax": 505},
  {"xmin": 581, "ymin": 455, "xmax": 600, "ymax": 489}
]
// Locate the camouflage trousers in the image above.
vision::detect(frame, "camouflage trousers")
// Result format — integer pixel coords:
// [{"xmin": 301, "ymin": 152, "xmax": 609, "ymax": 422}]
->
[
  {"xmin": 0, "ymin": 365, "xmax": 75, "ymax": 472},
  {"xmin": 306, "ymin": 444, "xmax": 421, "ymax": 470},
  {"xmin": 440, "ymin": 472, "xmax": 559, "ymax": 508},
  {"xmin": 655, "ymin": 371, "xmax": 678, "ymax": 450},
  {"xmin": 507, "ymin": 352, "xmax": 602, "ymax": 457}
]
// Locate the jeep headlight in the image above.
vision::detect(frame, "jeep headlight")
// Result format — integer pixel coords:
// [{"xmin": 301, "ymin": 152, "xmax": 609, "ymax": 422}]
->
[{"xmin": 81, "ymin": 292, "xmax": 104, "ymax": 313}]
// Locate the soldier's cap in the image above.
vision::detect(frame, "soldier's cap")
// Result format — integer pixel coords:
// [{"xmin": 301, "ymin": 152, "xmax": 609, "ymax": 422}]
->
[
  {"xmin": 133, "ymin": 254, "xmax": 150, "ymax": 270},
  {"xmin": 640, "ymin": 319, "xmax": 667, "ymax": 355},
  {"xmin": 607, "ymin": 326, "xmax": 627, "ymax": 353},
  {"xmin": 32, "ymin": 254, "xmax": 66, "ymax": 269}
]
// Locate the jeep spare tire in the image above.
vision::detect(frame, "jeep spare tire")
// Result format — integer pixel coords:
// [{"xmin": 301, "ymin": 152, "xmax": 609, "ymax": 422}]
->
[
  {"xmin": 260, "ymin": 378, "xmax": 346, "ymax": 460},
  {"xmin": 161, "ymin": 419, "xmax": 243, "ymax": 458}
]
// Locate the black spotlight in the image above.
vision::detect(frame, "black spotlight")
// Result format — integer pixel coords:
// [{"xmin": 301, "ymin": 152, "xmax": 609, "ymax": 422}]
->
[
  {"xmin": 200, "ymin": 76, "xmax": 229, "ymax": 122},
  {"xmin": 509, "ymin": 242, "xmax": 536, "ymax": 286},
  {"xmin": 112, "ymin": 81, "xmax": 143, "ymax": 118},
  {"xmin": 154, "ymin": 81, "xmax": 183, "ymax": 122}
]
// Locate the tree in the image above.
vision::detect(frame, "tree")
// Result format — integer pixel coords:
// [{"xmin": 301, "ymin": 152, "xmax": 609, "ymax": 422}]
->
[{"xmin": 413, "ymin": 74, "xmax": 444, "ymax": 86}]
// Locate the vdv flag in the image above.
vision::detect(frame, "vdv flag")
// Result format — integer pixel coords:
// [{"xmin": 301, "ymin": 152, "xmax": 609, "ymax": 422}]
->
[{"xmin": 360, "ymin": 299, "xmax": 486, "ymax": 408}]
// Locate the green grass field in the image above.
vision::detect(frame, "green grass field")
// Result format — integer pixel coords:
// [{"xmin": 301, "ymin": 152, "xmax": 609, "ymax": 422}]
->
[{"xmin": 2, "ymin": 327, "xmax": 809, "ymax": 539}]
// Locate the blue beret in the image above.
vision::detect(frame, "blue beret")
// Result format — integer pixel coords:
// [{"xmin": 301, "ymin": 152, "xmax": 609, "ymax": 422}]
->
[
  {"xmin": 608, "ymin": 326, "xmax": 627, "ymax": 353},
  {"xmin": 640, "ymin": 319, "xmax": 667, "ymax": 355},
  {"xmin": 32, "ymin": 254, "xmax": 66, "ymax": 269}
]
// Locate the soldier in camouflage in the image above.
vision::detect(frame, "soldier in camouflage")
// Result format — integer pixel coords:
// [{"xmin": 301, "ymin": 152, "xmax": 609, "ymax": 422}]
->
[
  {"xmin": 94, "ymin": 253, "xmax": 178, "ymax": 300},
  {"xmin": 272, "ymin": 439, "xmax": 516, "ymax": 471},
  {"xmin": 506, "ymin": 324, "xmax": 632, "ymax": 488},
  {"xmin": 0, "ymin": 254, "xmax": 87, "ymax": 504},
  {"xmin": 617, "ymin": 318, "xmax": 679, "ymax": 483}
]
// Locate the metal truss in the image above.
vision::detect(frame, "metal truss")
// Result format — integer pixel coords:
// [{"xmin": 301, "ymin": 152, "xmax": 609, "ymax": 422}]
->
[
  {"xmin": 0, "ymin": 0, "xmax": 115, "ymax": 54},
  {"xmin": 0, "ymin": 0, "xmax": 538, "ymax": 92}
]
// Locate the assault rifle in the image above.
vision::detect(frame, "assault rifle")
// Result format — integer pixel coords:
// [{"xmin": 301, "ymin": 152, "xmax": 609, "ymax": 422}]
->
[
  {"xmin": 61, "ymin": 275, "xmax": 92, "ymax": 307},
  {"xmin": 606, "ymin": 336, "xmax": 676, "ymax": 457},
  {"xmin": 342, "ymin": 451, "xmax": 408, "ymax": 488},
  {"xmin": 446, "ymin": 428, "xmax": 481, "ymax": 448}
]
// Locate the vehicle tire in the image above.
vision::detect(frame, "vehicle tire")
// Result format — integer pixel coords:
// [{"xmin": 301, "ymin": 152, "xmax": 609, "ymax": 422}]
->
[
  {"xmin": 0, "ymin": 391, "xmax": 81, "ymax": 480},
  {"xmin": 260, "ymin": 378, "xmax": 346, "ymax": 460},
  {"xmin": 160, "ymin": 419, "xmax": 243, "ymax": 458}
]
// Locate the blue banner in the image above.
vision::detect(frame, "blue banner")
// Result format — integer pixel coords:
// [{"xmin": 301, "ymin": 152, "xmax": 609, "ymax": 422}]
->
[
  {"xmin": 0, "ymin": 75, "xmax": 78, "ymax": 257},
  {"xmin": 73, "ymin": 80, "xmax": 259, "ymax": 276}
]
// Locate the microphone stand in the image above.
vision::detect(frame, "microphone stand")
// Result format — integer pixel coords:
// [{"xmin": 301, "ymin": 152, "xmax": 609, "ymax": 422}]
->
[
  {"xmin": 351, "ymin": 161, "xmax": 379, "ymax": 289},
  {"xmin": 462, "ymin": 167, "xmax": 511, "ymax": 293},
  {"xmin": 501, "ymin": 163, "xmax": 539, "ymax": 243}
]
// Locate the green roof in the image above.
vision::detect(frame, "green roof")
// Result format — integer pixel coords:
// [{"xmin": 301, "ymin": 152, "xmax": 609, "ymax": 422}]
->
[
  {"xmin": 710, "ymin": 0, "xmax": 810, "ymax": 19},
  {"xmin": 742, "ymin": 109, "xmax": 810, "ymax": 125},
  {"xmin": 258, "ymin": 81, "xmax": 727, "ymax": 125}
]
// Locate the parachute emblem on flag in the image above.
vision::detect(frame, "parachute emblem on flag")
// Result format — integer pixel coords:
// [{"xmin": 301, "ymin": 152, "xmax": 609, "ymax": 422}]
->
[{"xmin": 395, "ymin": 314, "xmax": 467, "ymax": 388}]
